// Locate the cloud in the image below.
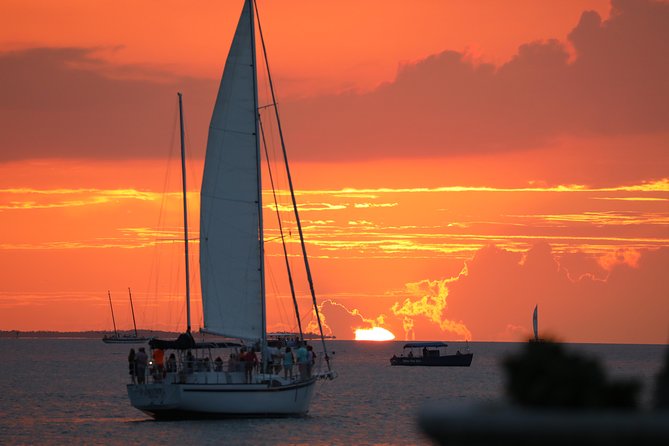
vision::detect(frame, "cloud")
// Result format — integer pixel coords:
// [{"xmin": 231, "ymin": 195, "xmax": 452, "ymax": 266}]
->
[
  {"xmin": 443, "ymin": 243, "xmax": 669, "ymax": 343},
  {"xmin": 326, "ymin": 243, "xmax": 668, "ymax": 343},
  {"xmin": 0, "ymin": 187, "xmax": 161, "ymax": 210},
  {"xmin": 282, "ymin": 0, "xmax": 669, "ymax": 160},
  {"xmin": 310, "ymin": 299, "xmax": 391, "ymax": 339},
  {"xmin": 391, "ymin": 279, "xmax": 472, "ymax": 340},
  {"xmin": 597, "ymin": 247, "xmax": 641, "ymax": 270},
  {"xmin": 1, "ymin": 0, "xmax": 667, "ymax": 177},
  {"xmin": 0, "ymin": 47, "xmax": 215, "ymax": 161}
]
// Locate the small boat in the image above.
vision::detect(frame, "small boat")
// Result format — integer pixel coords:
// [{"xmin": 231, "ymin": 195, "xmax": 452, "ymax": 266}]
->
[
  {"xmin": 390, "ymin": 342, "xmax": 473, "ymax": 367},
  {"xmin": 126, "ymin": 0, "xmax": 335, "ymax": 419},
  {"xmin": 102, "ymin": 288, "xmax": 148, "ymax": 344}
]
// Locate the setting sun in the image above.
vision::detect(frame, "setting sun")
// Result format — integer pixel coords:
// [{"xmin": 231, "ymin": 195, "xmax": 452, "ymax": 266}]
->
[{"xmin": 355, "ymin": 327, "xmax": 396, "ymax": 341}]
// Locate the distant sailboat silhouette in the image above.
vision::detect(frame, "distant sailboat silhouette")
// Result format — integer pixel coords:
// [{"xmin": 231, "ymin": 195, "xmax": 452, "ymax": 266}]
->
[
  {"xmin": 530, "ymin": 304, "xmax": 543, "ymax": 343},
  {"xmin": 102, "ymin": 288, "xmax": 148, "ymax": 344}
]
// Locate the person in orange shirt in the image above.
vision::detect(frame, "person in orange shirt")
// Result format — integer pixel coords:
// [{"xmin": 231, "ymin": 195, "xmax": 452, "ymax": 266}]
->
[{"xmin": 153, "ymin": 348, "xmax": 165, "ymax": 380}]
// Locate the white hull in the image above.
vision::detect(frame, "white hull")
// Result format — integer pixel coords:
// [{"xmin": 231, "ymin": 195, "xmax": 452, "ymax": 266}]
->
[{"xmin": 127, "ymin": 373, "xmax": 317, "ymax": 418}]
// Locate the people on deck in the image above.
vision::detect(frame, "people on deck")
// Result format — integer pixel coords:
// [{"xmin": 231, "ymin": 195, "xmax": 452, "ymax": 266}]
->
[
  {"xmin": 214, "ymin": 356, "xmax": 223, "ymax": 372},
  {"xmin": 135, "ymin": 347, "xmax": 148, "ymax": 384}
]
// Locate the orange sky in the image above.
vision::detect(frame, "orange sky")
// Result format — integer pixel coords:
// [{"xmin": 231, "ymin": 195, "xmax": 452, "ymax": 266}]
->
[{"xmin": 0, "ymin": 0, "xmax": 667, "ymax": 343}]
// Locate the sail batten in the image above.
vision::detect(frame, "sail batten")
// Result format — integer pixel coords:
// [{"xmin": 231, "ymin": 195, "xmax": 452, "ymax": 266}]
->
[{"xmin": 200, "ymin": 0, "xmax": 263, "ymax": 341}]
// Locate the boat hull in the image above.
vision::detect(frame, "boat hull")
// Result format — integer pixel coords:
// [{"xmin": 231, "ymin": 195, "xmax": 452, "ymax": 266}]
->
[
  {"xmin": 102, "ymin": 337, "xmax": 149, "ymax": 344},
  {"xmin": 127, "ymin": 377, "xmax": 317, "ymax": 418},
  {"xmin": 390, "ymin": 353, "xmax": 473, "ymax": 367}
]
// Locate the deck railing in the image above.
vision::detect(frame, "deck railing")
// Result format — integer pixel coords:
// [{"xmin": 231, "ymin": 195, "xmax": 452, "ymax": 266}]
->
[{"xmin": 129, "ymin": 348, "xmax": 330, "ymax": 385}]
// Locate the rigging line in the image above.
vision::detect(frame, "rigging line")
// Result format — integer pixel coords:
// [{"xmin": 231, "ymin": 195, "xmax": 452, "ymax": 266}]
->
[
  {"xmin": 259, "ymin": 114, "xmax": 304, "ymax": 339},
  {"xmin": 146, "ymin": 96, "xmax": 181, "ymax": 328},
  {"xmin": 254, "ymin": 0, "xmax": 331, "ymax": 370}
]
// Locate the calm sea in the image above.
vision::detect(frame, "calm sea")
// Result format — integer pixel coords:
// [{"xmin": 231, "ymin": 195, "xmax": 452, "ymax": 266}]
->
[{"xmin": 0, "ymin": 339, "xmax": 665, "ymax": 445}]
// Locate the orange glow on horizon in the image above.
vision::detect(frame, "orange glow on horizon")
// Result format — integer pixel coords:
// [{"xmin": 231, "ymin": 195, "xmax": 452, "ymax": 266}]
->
[{"xmin": 355, "ymin": 327, "xmax": 396, "ymax": 341}]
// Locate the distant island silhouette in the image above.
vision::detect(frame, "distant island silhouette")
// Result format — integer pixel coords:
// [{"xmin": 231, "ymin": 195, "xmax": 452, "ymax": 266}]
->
[
  {"xmin": 0, "ymin": 330, "xmax": 336, "ymax": 340},
  {"xmin": 0, "ymin": 330, "xmax": 177, "ymax": 339}
]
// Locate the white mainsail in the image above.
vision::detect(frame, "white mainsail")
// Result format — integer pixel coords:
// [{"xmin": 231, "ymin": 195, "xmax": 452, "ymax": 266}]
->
[{"xmin": 200, "ymin": 0, "xmax": 263, "ymax": 340}]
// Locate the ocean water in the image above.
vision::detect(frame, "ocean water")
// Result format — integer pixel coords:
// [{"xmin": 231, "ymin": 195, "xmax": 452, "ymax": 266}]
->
[{"xmin": 0, "ymin": 339, "xmax": 665, "ymax": 445}]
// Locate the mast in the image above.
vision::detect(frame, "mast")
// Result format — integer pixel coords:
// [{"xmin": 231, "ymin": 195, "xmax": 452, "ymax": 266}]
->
[
  {"xmin": 178, "ymin": 92, "xmax": 192, "ymax": 333},
  {"xmin": 249, "ymin": 0, "xmax": 267, "ymax": 346},
  {"xmin": 107, "ymin": 290, "xmax": 118, "ymax": 337},
  {"xmin": 254, "ymin": 0, "xmax": 330, "ymax": 370},
  {"xmin": 128, "ymin": 287, "xmax": 138, "ymax": 337}
]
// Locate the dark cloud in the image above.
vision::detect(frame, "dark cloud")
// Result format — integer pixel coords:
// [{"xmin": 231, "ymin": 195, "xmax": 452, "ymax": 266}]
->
[
  {"xmin": 283, "ymin": 0, "xmax": 669, "ymax": 160},
  {"xmin": 315, "ymin": 299, "xmax": 374, "ymax": 338},
  {"xmin": 1, "ymin": 0, "xmax": 667, "ymax": 163},
  {"xmin": 442, "ymin": 243, "xmax": 669, "ymax": 343},
  {"xmin": 0, "ymin": 47, "xmax": 215, "ymax": 161}
]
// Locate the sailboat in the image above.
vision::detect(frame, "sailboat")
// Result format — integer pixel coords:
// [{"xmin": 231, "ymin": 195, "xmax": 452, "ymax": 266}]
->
[
  {"xmin": 102, "ymin": 288, "xmax": 148, "ymax": 344},
  {"xmin": 530, "ymin": 304, "xmax": 543, "ymax": 343},
  {"xmin": 127, "ymin": 0, "xmax": 335, "ymax": 418}
]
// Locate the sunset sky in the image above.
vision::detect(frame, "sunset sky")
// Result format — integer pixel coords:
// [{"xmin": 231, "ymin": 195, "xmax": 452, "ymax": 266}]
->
[{"xmin": 1, "ymin": 0, "xmax": 667, "ymax": 343}]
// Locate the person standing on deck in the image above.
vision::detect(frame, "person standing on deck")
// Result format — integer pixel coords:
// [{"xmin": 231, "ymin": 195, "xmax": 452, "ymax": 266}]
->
[
  {"xmin": 153, "ymin": 348, "xmax": 165, "ymax": 379},
  {"xmin": 296, "ymin": 343, "xmax": 308, "ymax": 380},
  {"xmin": 166, "ymin": 353, "xmax": 177, "ymax": 373},
  {"xmin": 283, "ymin": 346, "xmax": 294, "ymax": 380},
  {"xmin": 128, "ymin": 348, "xmax": 136, "ymax": 384},
  {"xmin": 135, "ymin": 347, "xmax": 148, "ymax": 384},
  {"xmin": 272, "ymin": 345, "xmax": 283, "ymax": 375},
  {"xmin": 306, "ymin": 345, "xmax": 315, "ymax": 377},
  {"xmin": 243, "ymin": 348, "xmax": 257, "ymax": 383}
]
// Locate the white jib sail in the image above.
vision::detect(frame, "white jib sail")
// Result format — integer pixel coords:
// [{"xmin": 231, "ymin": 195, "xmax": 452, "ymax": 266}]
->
[{"xmin": 200, "ymin": 0, "xmax": 263, "ymax": 340}]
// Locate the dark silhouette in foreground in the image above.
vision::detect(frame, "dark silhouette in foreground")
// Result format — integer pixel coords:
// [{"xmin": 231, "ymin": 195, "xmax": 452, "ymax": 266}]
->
[
  {"xmin": 655, "ymin": 344, "xmax": 669, "ymax": 409},
  {"xmin": 419, "ymin": 340, "xmax": 669, "ymax": 445},
  {"xmin": 503, "ymin": 340, "xmax": 640, "ymax": 409}
]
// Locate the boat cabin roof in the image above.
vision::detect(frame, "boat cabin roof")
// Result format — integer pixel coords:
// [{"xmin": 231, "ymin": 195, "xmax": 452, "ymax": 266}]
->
[{"xmin": 403, "ymin": 342, "xmax": 448, "ymax": 349}]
